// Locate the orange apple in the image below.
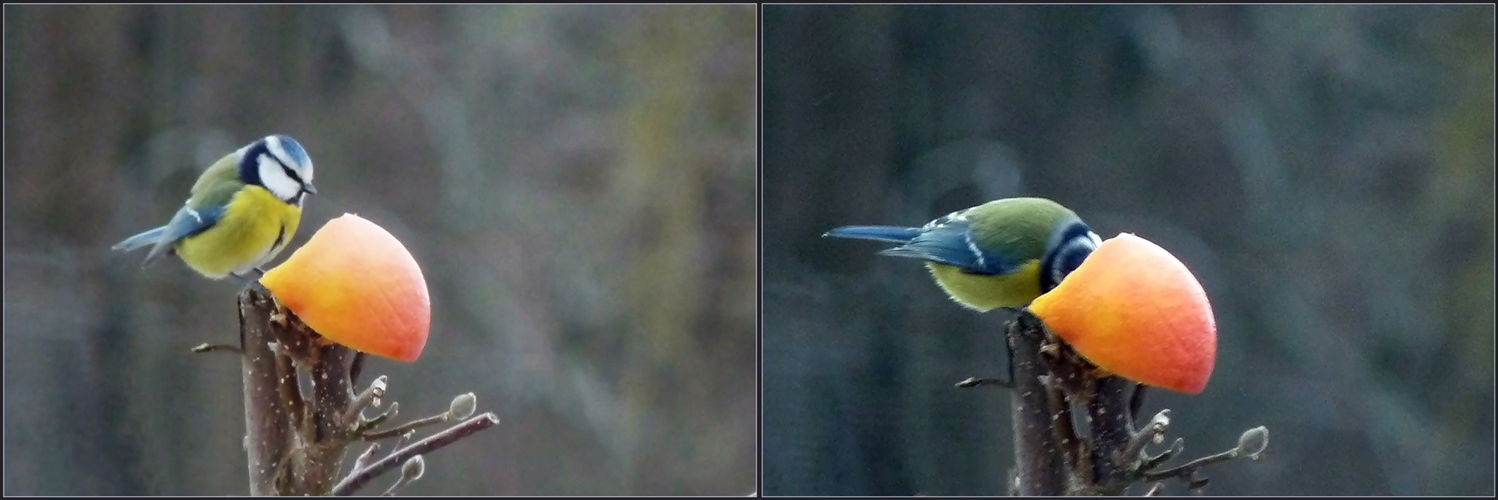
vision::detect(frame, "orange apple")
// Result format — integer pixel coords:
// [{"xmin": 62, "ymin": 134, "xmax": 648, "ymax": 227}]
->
[
  {"xmin": 1028, "ymin": 232, "xmax": 1216, "ymax": 394},
  {"xmin": 261, "ymin": 214, "xmax": 430, "ymax": 362}
]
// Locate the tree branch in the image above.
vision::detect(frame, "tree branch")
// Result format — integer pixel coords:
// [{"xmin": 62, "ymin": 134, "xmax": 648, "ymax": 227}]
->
[
  {"xmin": 381, "ymin": 455, "xmax": 425, "ymax": 496},
  {"xmin": 193, "ymin": 343, "xmax": 242, "ymax": 354},
  {"xmin": 1007, "ymin": 311, "xmax": 1066, "ymax": 495},
  {"xmin": 355, "ymin": 402, "xmax": 399, "ymax": 435},
  {"xmin": 361, "ymin": 412, "xmax": 452, "ymax": 442},
  {"xmin": 238, "ymin": 282, "xmax": 496, "ymax": 496},
  {"xmin": 342, "ymin": 375, "xmax": 389, "ymax": 429},
  {"xmin": 274, "ymin": 345, "xmax": 305, "ymax": 434},
  {"xmin": 1084, "ymin": 375, "xmax": 1139, "ymax": 494},
  {"xmin": 1119, "ymin": 410, "xmax": 1171, "ymax": 468},
  {"xmin": 1000, "ymin": 309, "xmax": 1270, "ymax": 496},
  {"xmin": 330, "ymin": 413, "xmax": 501, "ymax": 496},
  {"xmin": 1142, "ymin": 426, "xmax": 1269, "ymax": 485},
  {"xmin": 239, "ymin": 286, "xmax": 292, "ymax": 496},
  {"xmin": 954, "ymin": 377, "xmax": 1011, "ymax": 389}
]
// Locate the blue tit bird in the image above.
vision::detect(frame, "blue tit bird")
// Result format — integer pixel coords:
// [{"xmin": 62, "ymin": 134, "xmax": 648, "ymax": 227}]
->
[
  {"xmin": 113, "ymin": 134, "xmax": 317, "ymax": 281},
  {"xmin": 824, "ymin": 197, "xmax": 1102, "ymax": 312}
]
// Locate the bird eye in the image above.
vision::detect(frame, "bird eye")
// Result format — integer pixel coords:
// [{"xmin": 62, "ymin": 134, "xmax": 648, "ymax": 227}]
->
[
  {"xmin": 281, "ymin": 164, "xmax": 299, "ymax": 181},
  {"xmin": 1058, "ymin": 251, "xmax": 1086, "ymax": 277}
]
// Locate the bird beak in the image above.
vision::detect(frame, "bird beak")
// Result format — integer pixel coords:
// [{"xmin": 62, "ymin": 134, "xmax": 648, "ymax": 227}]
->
[{"xmin": 304, "ymin": 183, "xmax": 318, "ymax": 194}]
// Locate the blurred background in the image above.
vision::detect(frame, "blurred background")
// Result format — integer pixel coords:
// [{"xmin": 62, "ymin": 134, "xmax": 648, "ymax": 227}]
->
[
  {"xmin": 4, "ymin": 5, "xmax": 755, "ymax": 496},
  {"xmin": 763, "ymin": 5, "xmax": 1492, "ymax": 496}
]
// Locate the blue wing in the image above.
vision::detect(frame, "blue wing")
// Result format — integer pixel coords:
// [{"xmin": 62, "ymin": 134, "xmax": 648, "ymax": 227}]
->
[
  {"xmin": 112, "ymin": 203, "xmax": 226, "ymax": 267},
  {"xmin": 826, "ymin": 219, "xmax": 1020, "ymax": 276}
]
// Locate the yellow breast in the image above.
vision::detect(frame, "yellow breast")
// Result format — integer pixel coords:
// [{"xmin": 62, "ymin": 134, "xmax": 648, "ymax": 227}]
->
[
  {"xmin": 175, "ymin": 186, "xmax": 302, "ymax": 279},
  {"xmin": 926, "ymin": 260, "xmax": 1043, "ymax": 312}
]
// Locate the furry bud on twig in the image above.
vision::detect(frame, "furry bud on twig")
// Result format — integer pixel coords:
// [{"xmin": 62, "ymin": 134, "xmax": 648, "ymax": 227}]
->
[
  {"xmin": 380, "ymin": 455, "xmax": 425, "ymax": 496},
  {"xmin": 400, "ymin": 454, "xmax": 425, "ymax": 481},
  {"xmin": 448, "ymin": 393, "xmax": 477, "ymax": 420},
  {"xmin": 1236, "ymin": 426, "xmax": 1269, "ymax": 460}
]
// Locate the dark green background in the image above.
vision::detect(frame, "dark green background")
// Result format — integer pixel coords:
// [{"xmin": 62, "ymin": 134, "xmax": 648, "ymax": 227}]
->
[{"xmin": 762, "ymin": 4, "xmax": 1494, "ymax": 496}]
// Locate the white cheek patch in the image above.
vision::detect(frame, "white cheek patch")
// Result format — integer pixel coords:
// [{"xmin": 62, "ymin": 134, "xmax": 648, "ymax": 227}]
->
[
  {"xmin": 258, "ymin": 154, "xmax": 302, "ymax": 201},
  {"xmin": 264, "ymin": 135, "xmax": 313, "ymax": 189}
]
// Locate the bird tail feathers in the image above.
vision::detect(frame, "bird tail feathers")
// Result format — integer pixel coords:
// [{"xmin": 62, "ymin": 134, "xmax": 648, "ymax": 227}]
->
[
  {"xmin": 822, "ymin": 225, "xmax": 922, "ymax": 243},
  {"xmin": 112, "ymin": 226, "xmax": 173, "ymax": 267},
  {"xmin": 113, "ymin": 226, "xmax": 166, "ymax": 252}
]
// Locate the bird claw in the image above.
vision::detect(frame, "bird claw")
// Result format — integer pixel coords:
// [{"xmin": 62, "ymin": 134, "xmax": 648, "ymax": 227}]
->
[{"xmin": 230, "ymin": 270, "xmax": 270, "ymax": 291}]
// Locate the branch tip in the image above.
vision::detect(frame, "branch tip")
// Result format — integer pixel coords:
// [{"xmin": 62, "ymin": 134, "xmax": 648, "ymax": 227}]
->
[
  {"xmin": 955, "ymin": 376, "xmax": 1011, "ymax": 388},
  {"xmin": 332, "ymin": 413, "xmax": 499, "ymax": 495},
  {"xmin": 344, "ymin": 376, "xmax": 394, "ymax": 428},
  {"xmin": 192, "ymin": 343, "xmax": 242, "ymax": 354},
  {"xmin": 353, "ymin": 443, "xmax": 381, "ymax": 472}
]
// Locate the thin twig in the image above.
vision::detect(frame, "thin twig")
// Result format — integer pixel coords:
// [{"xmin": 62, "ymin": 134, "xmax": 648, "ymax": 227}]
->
[
  {"xmin": 193, "ymin": 343, "xmax": 242, "ymax": 354},
  {"xmin": 381, "ymin": 455, "xmax": 425, "ymax": 496},
  {"xmin": 361, "ymin": 411, "xmax": 453, "ymax": 441},
  {"xmin": 386, "ymin": 430, "xmax": 413, "ymax": 460},
  {"xmin": 1187, "ymin": 470, "xmax": 1210, "ymax": 494},
  {"xmin": 955, "ymin": 377, "xmax": 1011, "ymax": 389},
  {"xmin": 1140, "ymin": 447, "xmax": 1242, "ymax": 483},
  {"xmin": 1141, "ymin": 426, "xmax": 1268, "ymax": 488},
  {"xmin": 352, "ymin": 443, "xmax": 381, "ymax": 472},
  {"xmin": 341, "ymin": 376, "xmax": 389, "ymax": 429},
  {"xmin": 1140, "ymin": 438, "xmax": 1185, "ymax": 472},
  {"xmin": 355, "ymin": 402, "xmax": 399, "ymax": 434},
  {"xmin": 330, "ymin": 413, "xmax": 500, "ymax": 496},
  {"xmin": 1143, "ymin": 482, "xmax": 1165, "ymax": 496},
  {"xmin": 1117, "ymin": 410, "xmax": 1171, "ymax": 468}
]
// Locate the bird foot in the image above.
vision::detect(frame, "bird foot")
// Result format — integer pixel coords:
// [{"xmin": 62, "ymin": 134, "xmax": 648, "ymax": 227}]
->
[{"xmin": 229, "ymin": 268, "xmax": 267, "ymax": 288}]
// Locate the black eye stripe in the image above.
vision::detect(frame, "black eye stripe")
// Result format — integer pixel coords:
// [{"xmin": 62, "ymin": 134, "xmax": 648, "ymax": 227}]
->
[
  {"xmin": 275, "ymin": 158, "xmax": 303, "ymax": 183},
  {"xmin": 237, "ymin": 141, "xmax": 306, "ymax": 189}
]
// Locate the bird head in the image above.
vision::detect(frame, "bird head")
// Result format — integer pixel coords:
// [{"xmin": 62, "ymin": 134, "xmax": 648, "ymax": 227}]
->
[{"xmin": 238, "ymin": 134, "xmax": 317, "ymax": 204}]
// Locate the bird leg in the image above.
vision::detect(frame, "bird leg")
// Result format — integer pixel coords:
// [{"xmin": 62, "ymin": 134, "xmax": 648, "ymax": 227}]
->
[{"xmin": 229, "ymin": 268, "xmax": 269, "ymax": 287}]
